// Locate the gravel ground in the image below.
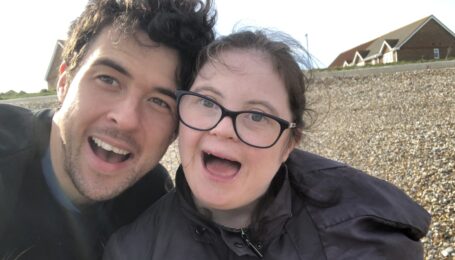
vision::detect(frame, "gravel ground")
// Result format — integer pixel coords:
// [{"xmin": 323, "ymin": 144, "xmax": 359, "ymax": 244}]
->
[
  {"xmin": 164, "ymin": 67, "xmax": 455, "ymax": 259},
  {"xmin": 9, "ymin": 67, "xmax": 454, "ymax": 259},
  {"xmin": 303, "ymin": 68, "xmax": 454, "ymax": 260}
]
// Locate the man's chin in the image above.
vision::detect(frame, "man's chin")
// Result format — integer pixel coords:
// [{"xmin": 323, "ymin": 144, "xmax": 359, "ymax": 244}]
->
[
  {"xmin": 77, "ymin": 172, "xmax": 140, "ymax": 203},
  {"xmin": 67, "ymin": 171, "xmax": 121, "ymax": 204},
  {"xmin": 74, "ymin": 185, "xmax": 123, "ymax": 204}
]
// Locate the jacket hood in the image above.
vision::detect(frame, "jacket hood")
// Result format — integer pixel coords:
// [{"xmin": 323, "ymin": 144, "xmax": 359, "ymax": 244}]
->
[{"xmin": 286, "ymin": 149, "xmax": 431, "ymax": 240}]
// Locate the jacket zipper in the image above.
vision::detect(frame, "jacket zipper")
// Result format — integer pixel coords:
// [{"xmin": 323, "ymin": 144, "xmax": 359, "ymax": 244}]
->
[{"xmin": 240, "ymin": 228, "xmax": 263, "ymax": 258}]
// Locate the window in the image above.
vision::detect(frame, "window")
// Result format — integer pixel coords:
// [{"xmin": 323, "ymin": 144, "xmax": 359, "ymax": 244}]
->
[{"xmin": 434, "ymin": 48, "xmax": 440, "ymax": 59}]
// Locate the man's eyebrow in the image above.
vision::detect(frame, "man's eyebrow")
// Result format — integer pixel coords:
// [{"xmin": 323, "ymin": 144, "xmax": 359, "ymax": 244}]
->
[
  {"xmin": 157, "ymin": 87, "xmax": 176, "ymax": 99},
  {"xmin": 92, "ymin": 58, "xmax": 131, "ymax": 78}
]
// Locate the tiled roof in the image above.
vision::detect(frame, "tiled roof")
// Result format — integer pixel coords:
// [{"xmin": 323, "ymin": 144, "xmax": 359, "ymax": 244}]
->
[
  {"xmin": 364, "ymin": 16, "xmax": 430, "ymax": 60},
  {"xmin": 329, "ymin": 40, "xmax": 375, "ymax": 68},
  {"xmin": 45, "ymin": 40, "xmax": 65, "ymax": 81},
  {"xmin": 329, "ymin": 15, "xmax": 435, "ymax": 68}
]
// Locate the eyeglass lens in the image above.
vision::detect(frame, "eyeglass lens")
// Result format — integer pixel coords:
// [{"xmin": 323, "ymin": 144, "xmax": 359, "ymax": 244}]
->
[{"xmin": 178, "ymin": 93, "xmax": 282, "ymax": 147}]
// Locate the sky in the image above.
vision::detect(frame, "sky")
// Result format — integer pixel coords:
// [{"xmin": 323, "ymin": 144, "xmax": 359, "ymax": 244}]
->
[{"xmin": 1, "ymin": 0, "xmax": 454, "ymax": 93}]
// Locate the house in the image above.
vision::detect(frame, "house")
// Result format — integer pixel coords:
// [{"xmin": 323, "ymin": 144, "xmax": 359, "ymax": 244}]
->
[
  {"xmin": 329, "ymin": 15, "xmax": 455, "ymax": 69},
  {"xmin": 45, "ymin": 40, "xmax": 64, "ymax": 91}
]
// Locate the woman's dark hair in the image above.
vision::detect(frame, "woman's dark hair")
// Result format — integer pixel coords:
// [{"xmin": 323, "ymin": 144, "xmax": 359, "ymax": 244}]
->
[
  {"xmin": 62, "ymin": 0, "xmax": 216, "ymax": 89},
  {"xmin": 194, "ymin": 29, "xmax": 312, "ymax": 143}
]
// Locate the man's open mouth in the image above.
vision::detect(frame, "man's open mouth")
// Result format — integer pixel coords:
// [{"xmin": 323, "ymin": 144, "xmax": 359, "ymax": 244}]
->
[
  {"xmin": 203, "ymin": 152, "xmax": 241, "ymax": 178},
  {"xmin": 89, "ymin": 137, "xmax": 132, "ymax": 163}
]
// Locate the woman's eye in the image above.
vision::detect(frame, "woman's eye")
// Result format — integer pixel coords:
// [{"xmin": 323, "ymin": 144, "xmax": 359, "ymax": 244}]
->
[
  {"xmin": 250, "ymin": 113, "xmax": 264, "ymax": 122},
  {"xmin": 201, "ymin": 98, "xmax": 215, "ymax": 108}
]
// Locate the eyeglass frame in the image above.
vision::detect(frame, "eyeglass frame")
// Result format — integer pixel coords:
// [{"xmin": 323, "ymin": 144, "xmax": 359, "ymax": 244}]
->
[{"xmin": 176, "ymin": 90, "xmax": 296, "ymax": 149}]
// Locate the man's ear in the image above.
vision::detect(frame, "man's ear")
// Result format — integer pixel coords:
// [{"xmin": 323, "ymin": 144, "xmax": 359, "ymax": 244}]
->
[{"xmin": 57, "ymin": 62, "xmax": 69, "ymax": 103}]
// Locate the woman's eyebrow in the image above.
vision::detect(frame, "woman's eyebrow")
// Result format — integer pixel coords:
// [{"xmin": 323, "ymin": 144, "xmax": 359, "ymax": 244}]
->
[
  {"xmin": 192, "ymin": 86, "xmax": 278, "ymax": 114},
  {"xmin": 191, "ymin": 86, "xmax": 223, "ymax": 97},
  {"xmin": 246, "ymin": 100, "xmax": 278, "ymax": 115}
]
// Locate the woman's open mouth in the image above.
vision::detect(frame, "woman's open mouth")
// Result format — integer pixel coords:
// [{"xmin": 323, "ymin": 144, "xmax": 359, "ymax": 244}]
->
[{"xmin": 202, "ymin": 151, "xmax": 241, "ymax": 179}]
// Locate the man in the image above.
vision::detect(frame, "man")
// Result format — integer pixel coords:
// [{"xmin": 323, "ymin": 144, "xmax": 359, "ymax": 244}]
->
[{"xmin": 0, "ymin": 0, "xmax": 215, "ymax": 259}]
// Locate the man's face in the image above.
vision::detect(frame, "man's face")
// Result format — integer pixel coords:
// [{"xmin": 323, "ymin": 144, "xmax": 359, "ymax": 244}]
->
[{"xmin": 51, "ymin": 26, "xmax": 178, "ymax": 204}]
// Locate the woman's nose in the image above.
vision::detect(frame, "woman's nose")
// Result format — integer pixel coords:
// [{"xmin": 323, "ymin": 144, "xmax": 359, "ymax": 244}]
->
[{"xmin": 209, "ymin": 115, "xmax": 238, "ymax": 141}]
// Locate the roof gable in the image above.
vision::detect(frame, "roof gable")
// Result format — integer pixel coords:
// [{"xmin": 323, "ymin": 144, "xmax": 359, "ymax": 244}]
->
[
  {"xmin": 378, "ymin": 40, "xmax": 397, "ymax": 54},
  {"xmin": 364, "ymin": 15, "xmax": 431, "ymax": 59},
  {"xmin": 329, "ymin": 39, "xmax": 375, "ymax": 68},
  {"xmin": 45, "ymin": 40, "xmax": 65, "ymax": 81},
  {"xmin": 329, "ymin": 15, "xmax": 455, "ymax": 68}
]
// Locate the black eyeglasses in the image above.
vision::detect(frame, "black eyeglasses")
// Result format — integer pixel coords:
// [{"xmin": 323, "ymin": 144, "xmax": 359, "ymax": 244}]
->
[{"xmin": 176, "ymin": 90, "xmax": 296, "ymax": 148}]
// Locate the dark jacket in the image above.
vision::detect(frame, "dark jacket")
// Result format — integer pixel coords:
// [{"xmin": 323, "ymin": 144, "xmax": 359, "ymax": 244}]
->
[
  {"xmin": 104, "ymin": 149, "xmax": 431, "ymax": 259},
  {"xmin": 0, "ymin": 104, "xmax": 173, "ymax": 260}
]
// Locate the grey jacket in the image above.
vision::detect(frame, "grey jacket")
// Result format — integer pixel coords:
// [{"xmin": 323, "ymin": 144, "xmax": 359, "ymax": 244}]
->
[{"xmin": 104, "ymin": 149, "xmax": 431, "ymax": 259}]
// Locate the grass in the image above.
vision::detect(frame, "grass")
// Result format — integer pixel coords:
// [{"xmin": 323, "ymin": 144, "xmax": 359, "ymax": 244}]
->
[
  {"xmin": 319, "ymin": 57, "xmax": 455, "ymax": 72},
  {"xmin": 0, "ymin": 89, "xmax": 56, "ymax": 100}
]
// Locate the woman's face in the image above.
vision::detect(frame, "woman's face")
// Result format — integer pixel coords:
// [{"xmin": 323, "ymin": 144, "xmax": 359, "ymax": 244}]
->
[{"xmin": 178, "ymin": 49, "xmax": 296, "ymax": 211}]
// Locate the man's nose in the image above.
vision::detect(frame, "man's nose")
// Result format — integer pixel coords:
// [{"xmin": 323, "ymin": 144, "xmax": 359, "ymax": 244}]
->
[{"xmin": 106, "ymin": 97, "xmax": 141, "ymax": 131}]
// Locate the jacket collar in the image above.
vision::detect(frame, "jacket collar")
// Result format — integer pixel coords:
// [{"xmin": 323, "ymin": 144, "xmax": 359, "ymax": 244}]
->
[{"xmin": 175, "ymin": 165, "xmax": 293, "ymax": 256}]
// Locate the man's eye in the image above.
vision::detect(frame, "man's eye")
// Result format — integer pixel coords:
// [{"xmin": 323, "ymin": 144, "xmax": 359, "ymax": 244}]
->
[
  {"xmin": 98, "ymin": 75, "xmax": 118, "ymax": 86},
  {"xmin": 150, "ymin": 97, "xmax": 170, "ymax": 109}
]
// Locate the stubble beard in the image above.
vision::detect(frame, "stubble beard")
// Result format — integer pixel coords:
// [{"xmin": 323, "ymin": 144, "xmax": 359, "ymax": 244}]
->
[{"xmin": 61, "ymin": 130, "xmax": 140, "ymax": 203}]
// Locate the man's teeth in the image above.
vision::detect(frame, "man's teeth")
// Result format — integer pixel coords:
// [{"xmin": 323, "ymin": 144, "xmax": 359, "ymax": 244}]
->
[{"xmin": 92, "ymin": 137, "xmax": 129, "ymax": 155}]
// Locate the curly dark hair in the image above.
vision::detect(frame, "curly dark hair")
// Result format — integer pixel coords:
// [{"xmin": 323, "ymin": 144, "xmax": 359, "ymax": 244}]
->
[{"xmin": 62, "ymin": 0, "xmax": 216, "ymax": 89}]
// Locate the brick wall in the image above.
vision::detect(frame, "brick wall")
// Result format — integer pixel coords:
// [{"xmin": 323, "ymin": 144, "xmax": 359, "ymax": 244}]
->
[{"xmin": 399, "ymin": 19, "xmax": 455, "ymax": 61}]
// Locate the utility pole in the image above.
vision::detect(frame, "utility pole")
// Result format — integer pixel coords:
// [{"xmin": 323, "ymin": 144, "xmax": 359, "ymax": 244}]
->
[
  {"xmin": 305, "ymin": 33, "xmax": 309, "ymax": 53},
  {"xmin": 305, "ymin": 33, "xmax": 312, "ymax": 69}
]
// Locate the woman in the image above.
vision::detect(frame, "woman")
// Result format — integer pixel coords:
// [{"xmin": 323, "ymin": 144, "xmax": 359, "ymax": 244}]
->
[{"xmin": 104, "ymin": 30, "xmax": 430, "ymax": 259}]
